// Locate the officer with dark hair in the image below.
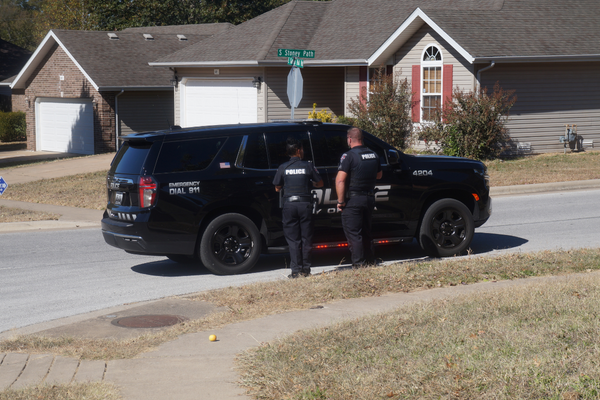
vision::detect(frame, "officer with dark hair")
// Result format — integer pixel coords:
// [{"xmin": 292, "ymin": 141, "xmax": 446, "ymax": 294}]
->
[
  {"xmin": 335, "ymin": 127, "xmax": 382, "ymax": 267},
  {"xmin": 273, "ymin": 137, "xmax": 323, "ymax": 278}
]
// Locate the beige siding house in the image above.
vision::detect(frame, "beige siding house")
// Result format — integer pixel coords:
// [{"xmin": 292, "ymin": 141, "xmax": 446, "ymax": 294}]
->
[{"xmin": 150, "ymin": 0, "xmax": 600, "ymax": 155}]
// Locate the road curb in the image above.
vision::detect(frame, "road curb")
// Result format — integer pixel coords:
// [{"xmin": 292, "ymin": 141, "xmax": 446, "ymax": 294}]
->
[{"xmin": 490, "ymin": 179, "xmax": 600, "ymax": 196}]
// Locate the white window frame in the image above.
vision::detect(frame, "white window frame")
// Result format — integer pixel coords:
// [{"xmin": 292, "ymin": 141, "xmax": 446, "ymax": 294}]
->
[{"xmin": 420, "ymin": 44, "xmax": 443, "ymax": 122}]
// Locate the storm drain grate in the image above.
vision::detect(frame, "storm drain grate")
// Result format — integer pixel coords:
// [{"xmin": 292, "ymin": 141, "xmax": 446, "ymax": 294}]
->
[{"xmin": 112, "ymin": 315, "xmax": 187, "ymax": 328}]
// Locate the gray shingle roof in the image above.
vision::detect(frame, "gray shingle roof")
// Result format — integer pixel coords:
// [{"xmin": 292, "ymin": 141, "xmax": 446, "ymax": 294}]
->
[
  {"xmin": 152, "ymin": 0, "xmax": 600, "ymax": 66},
  {"xmin": 51, "ymin": 27, "xmax": 229, "ymax": 88},
  {"xmin": 426, "ymin": 0, "xmax": 600, "ymax": 58}
]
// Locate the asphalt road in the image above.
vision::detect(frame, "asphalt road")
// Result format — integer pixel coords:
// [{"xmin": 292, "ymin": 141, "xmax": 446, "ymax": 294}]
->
[{"xmin": 1, "ymin": 189, "xmax": 599, "ymax": 334}]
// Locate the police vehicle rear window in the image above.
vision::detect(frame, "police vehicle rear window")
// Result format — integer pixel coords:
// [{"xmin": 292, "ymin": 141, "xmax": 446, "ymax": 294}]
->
[
  {"xmin": 154, "ymin": 137, "xmax": 226, "ymax": 173},
  {"xmin": 110, "ymin": 142, "xmax": 152, "ymax": 175}
]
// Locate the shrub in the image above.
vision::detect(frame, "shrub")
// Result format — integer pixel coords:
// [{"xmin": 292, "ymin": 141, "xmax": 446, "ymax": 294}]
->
[
  {"xmin": 0, "ymin": 111, "xmax": 27, "ymax": 142},
  {"xmin": 307, "ymin": 103, "xmax": 334, "ymax": 122},
  {"xmin": 418, "ymin": 82, "xmax": 516, "ymax": 160},
  {"xmin": 347, "ymin": 67, "xmax": 413, "ymax": 150},
  {"xmin": 334, "ymin": 115, "xmax": 356, "ymax": 126}
]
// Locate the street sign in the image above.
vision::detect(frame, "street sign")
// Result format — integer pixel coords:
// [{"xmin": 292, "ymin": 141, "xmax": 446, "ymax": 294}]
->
[
  {"xmin": 287, "ymin": 57, "xmax": 304, "ymax": 68},
  {"xmin": 278, "ymin": 48, "xmax": 315, "ymax": 59},
  {"xmin": 287, "ymin": 67, "xmax": 303, "ymax": 118},
  {"xmin": 0, "ymin": 176, "xmax": 7, "ymax": 195}
]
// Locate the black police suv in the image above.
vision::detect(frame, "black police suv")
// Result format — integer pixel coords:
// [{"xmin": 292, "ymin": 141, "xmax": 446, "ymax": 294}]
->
[{"xmin": 101, "ymin": 121, "xmax": 491, "ymax": 275}]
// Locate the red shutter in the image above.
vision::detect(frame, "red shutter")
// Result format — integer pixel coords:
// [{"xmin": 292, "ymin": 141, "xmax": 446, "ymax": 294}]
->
[
  {"xmin": 359, "ymin": 66, "xmax": 367, "ymax": 105},
  {"xmin": 411, "ymin": 65, "xmax": 420, "ymax": 122},
  {"xmin": 443, "ymin": 64, "xmax": 453, "ymax": 109}
]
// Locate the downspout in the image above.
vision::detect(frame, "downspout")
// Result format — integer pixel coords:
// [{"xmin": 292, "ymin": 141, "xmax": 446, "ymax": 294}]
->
[
  {"xmin": 476, "ymin": 61, "xmax": 495, "ymax": 92},
  {"xmin": 115, "ymin": 90, "xmax": 125, "ymax": 150}
]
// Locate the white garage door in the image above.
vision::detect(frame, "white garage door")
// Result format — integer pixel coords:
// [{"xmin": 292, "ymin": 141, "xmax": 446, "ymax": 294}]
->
[
  {"xmin": 36, "ymin": 98, "xmax": 94, "ymax": 155},
  {"xmin": 182, "ymin": 79, "xmax": 257, "ymax": 127}
]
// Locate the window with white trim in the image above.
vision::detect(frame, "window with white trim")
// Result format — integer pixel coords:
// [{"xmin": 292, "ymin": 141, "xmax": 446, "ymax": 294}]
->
[{"xmin": 421, "ymin": 45, "xmax": 442, "ymax": 121}]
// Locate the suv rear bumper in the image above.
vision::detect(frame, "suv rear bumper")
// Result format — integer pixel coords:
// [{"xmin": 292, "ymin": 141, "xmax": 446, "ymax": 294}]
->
[
  {"xmin": 101, "ymin": 214, "xmax": 195, "ymax": 255},
  {"xmin": 102, "ymin": 229, "xmax": 149, "ymax": 253}
]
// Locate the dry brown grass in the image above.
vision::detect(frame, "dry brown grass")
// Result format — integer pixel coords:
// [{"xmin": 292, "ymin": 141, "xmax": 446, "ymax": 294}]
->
[
  {"xmin": 0, "ymin": 206, "xmax": 59, "ymax": 223},
  {"xmin": 0, "ymin": 382, "xmax": 121, "ymax": 400},
  {"xmin": 238, "ymin": 273, "xmax": 600, "ymax": 399},
  {"xmin": 0, "ymin": 171, "xmax": 106, "ymax": 210},
  {"xmin": 487, "ymin": 150, "xmax": 600, "ymax": 186}
]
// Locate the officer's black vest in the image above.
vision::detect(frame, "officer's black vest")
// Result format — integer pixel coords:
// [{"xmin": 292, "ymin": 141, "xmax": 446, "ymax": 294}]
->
[
  {"xmin": 348, "ymin": 146, "xmax": 379, "ymax": 192},
  {"xmin": 282, "ymin": 158, "xmax": 312, "ymax": 197}
]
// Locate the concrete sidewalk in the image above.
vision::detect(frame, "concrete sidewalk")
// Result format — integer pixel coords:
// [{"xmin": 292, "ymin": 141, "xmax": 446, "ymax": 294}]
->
[{"xmin": 1, "ymin": 150, "xmax": 600, "ymax": 399}]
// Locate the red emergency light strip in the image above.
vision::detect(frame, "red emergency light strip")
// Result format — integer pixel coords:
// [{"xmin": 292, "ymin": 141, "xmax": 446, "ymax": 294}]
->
[{"xmin": 315, "ymin": 239, "xmax": 400, "ymax": 250}]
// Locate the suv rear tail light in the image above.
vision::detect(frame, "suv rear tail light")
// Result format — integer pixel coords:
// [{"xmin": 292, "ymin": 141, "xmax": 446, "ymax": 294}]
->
[{"xmin": 139, "ymin": 176, "xmax": 157, "ymax": 208}]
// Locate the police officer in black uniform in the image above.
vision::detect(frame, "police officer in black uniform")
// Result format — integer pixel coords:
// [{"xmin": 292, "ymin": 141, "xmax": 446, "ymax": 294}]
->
[
  {"xmin": 335, "ymin": 127, "xmax": 382, "ymax": 267},
  {"xmin": 273, "ymin": 137, "xmax": 323, "ymax": 278}
]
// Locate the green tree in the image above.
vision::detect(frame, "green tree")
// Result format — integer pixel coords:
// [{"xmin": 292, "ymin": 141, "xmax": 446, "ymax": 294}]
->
[
  {"xmin": 347, "ymin": 67, "xmax": 413, "ymax": 150},
  {"xmin": 87, "ymin": 0, "xmax": 205, "ymax": 31},
  {"xmin": 38, "ymin": 0, "xmax": 96, "ymax": 31},
  {"xmin": 87, "ymin": 0, "xmax": 316, "ymax": 31},
  {"xmin": 0, "ymin": 0, "xmax": 42, "ymax": 51},
  {"xmin": 418, "ymin": 82, "xmax": 517, "ymax": 160},
  {"xmin": 198, "ymin": 0, "xmax": 290, "ymax": 25}
]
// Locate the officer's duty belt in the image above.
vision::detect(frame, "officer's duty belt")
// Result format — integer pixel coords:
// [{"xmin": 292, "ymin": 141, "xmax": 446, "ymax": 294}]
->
[
  {"xmin": 348, "ymin": 191, "xmax": 375, "ymax": 197},
  {"xmin": 285, "ymin": 195, "xmax": 312, "ymax": 203}
]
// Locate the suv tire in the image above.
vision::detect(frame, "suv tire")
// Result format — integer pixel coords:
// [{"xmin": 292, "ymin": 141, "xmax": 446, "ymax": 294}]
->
[
  {"xmin": 199, "ymin": 213, "xmax": 262, "ymax": 275},
  {"xmin": 419, "ymin": 199, "xmax": 474, "ymax": 257}
]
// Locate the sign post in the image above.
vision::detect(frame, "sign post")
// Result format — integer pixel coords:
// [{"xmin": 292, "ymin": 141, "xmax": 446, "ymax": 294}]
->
[{"xmin": 278, "ymin": 48, "xmax": 315, "ymax": 119}]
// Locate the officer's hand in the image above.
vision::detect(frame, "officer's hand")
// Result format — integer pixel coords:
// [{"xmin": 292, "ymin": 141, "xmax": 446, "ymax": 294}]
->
[{"xmin": 337, "ymin": 201, "xmax": 345, "ymax": 211}]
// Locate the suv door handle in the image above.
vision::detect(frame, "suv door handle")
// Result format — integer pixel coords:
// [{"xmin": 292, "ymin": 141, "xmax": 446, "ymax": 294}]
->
[{"xmin": 255, "ymin": 181, "xmax": 264, "ymax": 185}]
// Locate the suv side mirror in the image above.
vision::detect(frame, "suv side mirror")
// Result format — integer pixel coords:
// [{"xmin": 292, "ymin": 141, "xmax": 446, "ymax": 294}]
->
[{"xmin": 387, "ymin": 149, "xmax": 400, "ymax": 166}]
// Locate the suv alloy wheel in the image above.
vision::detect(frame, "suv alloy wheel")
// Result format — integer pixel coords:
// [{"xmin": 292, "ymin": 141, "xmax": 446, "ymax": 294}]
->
[{"xmin": 199, "ymin": 213, "xmax": 262, "ymax": 275}]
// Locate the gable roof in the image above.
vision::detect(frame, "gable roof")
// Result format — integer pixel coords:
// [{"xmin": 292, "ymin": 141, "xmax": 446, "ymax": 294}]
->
[
  {"xmin": 0, "ymin": 38, "xmax": 32, "ymax": 85},
  {"xmin": 11, "ymin": 23, "xmax": 232, "ymax": 90},
  {"xmin": 424, "ymin": 0, "xmax": 600, "ymax": 62},
  {"xmin": 150, "ymin": 0, "xmax": 600, "ymax": 68}
]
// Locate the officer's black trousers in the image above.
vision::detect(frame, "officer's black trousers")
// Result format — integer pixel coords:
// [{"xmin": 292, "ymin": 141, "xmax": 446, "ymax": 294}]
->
[
  {"xmin": 341, "ymin": 195, "xmax": 375, "ymax": 266},
  {"xmin": 282, "ymin": 201, "xmax": 314, "ymax": 273}
]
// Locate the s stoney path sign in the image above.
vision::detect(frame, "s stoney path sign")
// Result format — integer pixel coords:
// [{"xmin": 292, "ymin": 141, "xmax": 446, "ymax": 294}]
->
[{"xmin": 277, "ymin": 49, "xmax": 315, "ymax": 59}]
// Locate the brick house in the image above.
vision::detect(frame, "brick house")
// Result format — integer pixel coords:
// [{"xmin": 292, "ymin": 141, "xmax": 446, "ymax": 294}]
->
[
  {"xmin": 150, "ymin": 0, "xmax": 600, "ymax": 154},
  {"xmin": 10, "ymin": 24, "xmax": 232, "ymax": 154}
]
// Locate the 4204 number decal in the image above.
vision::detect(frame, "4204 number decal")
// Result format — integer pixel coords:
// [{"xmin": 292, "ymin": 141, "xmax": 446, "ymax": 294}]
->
[{"xmin": 413, "ymin": 170, "xmax": 433, "ymax": 176}]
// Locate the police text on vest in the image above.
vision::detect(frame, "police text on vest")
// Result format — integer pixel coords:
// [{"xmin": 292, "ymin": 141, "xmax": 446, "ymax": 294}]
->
[{"xmin": 286, "ymin": 169, "xmax": 306, "ymax": 175}]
